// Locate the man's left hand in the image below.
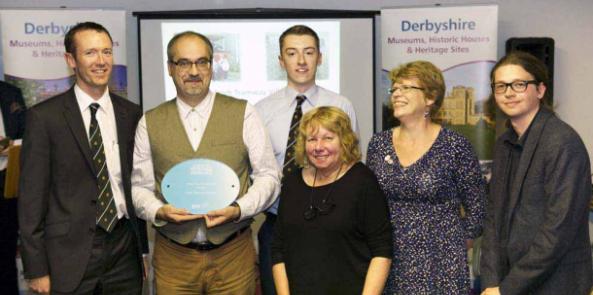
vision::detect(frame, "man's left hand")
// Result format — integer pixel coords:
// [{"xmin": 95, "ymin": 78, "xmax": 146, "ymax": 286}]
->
[
  {"xmin": 0, "ymin": 137, "xmax": 11, "ymax": 156},
  {"xmin": 481, "ymin": 287, "xmax": 500, "ymax": 295},
  {"xmin": 204, "ymin": 204, "xmax": 240, "ymax": 228}
]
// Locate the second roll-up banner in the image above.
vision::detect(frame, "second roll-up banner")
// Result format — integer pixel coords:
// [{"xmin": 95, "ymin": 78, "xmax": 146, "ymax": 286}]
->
[{"xmin": 381, "ymin": 4, "xmax": 498, "ymax": 175}]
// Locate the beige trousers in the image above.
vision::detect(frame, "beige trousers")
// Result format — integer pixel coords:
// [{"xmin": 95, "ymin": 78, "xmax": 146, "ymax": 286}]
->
[{"xmin": 153, "ymin": 229, "xmax": 257, "ymax": 295}]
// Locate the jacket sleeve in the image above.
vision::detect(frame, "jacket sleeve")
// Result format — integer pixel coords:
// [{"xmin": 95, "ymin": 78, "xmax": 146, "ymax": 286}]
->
[
  {"xmin": 18, "ymin": 108, "xmax": 51, "ymax": 279},
  {"xmin": 480, "ymin": 140, "xmax": 504, "ymax": 290},
  {"xmin": 12, "ymin": 86, "xmax": 27, "ymax": 138},
  {"xmin": 480, "ymin": 186, "xmax": 501, "ymax": 289}
]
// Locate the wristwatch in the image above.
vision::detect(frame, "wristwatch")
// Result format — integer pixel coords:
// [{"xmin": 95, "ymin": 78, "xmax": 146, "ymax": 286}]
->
[{"xmin": 230, "ymin": 201, "xmax": 241, "ymax": 222}]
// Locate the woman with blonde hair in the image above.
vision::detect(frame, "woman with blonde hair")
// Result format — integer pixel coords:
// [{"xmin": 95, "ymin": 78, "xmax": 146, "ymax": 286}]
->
[
  {"xmin": 272, "ymin": 106, "xmax": 392, "ymax": 295},
  {"xmin": 367, "ymin": 61, "xmax": 486, "ymax": 294}
]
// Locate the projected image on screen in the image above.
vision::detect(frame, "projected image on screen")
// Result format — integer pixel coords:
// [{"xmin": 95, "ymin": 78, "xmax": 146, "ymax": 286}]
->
[
  {"xmin": 210, "ymin": 34, "xmax": 240, "ymax": 81},
  {"xmin": 161, "ymin": 21, "xmax": 340, "ymax": 104}
]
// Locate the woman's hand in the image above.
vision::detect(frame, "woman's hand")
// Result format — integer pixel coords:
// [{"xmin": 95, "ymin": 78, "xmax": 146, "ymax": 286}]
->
[
  {"xmin": 272, "ymin": 263, "xmax": 290, "ymax": 295},
  {"xmin": 362, "ymin": 257, "xmax": 391, "ymax": 295}
]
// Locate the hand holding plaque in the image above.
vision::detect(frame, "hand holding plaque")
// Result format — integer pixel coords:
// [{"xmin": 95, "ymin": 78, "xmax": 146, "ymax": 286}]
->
[
  {"xmin": 161, "ymin": 159, "xmax": 240, "ymax": 215},
  {"xmin": 203, "ymin": 204, "xmax": 241, "ymax": 228},
  {"xmin": 155, "ymin": 204, "xmax": 201, "ymax": 224}
]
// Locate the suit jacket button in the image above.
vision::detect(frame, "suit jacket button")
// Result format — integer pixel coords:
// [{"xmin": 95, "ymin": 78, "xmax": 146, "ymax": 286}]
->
[{"xmin": 89, "ymin": 227, "xmax": 95, "ymax": 234}]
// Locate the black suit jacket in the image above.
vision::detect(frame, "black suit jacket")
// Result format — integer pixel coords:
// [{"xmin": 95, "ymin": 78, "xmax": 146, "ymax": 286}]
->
[
  {"xmin": 0, "ymin": 81, "xmax": 26, "ymax": 193},
  {"xmin": 18, "ymin": 87, "xmax": 146, "ymax": 293},
  {"xmin": 481, "ymin": 108, "xmax": 593, "ymax": 295},
  {"xmin": 0, "ymin": 81, "xmax": 26, "ymax": 143}
]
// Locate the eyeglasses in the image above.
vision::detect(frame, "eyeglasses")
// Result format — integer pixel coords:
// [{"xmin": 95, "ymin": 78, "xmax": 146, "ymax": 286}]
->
[
  {"xmin": 491, "ymin": 80, "xmax": 538, "ymax": 94},
  {"xmin": 388, "ymin": 85, "xmax": 424, "ymax": 94},
  {"xmin": 169, "ymin": 58, "xmax": 211, "ymax": 71}
]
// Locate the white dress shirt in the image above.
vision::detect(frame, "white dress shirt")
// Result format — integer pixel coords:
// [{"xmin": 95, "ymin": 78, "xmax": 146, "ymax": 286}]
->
[
  {"xmin": 131, "ymin": 91, "xmax": 280, "ymax": 241},
  {"xmin": 74, "ymin": 85, "xmax": 128, "ymax": 219}
]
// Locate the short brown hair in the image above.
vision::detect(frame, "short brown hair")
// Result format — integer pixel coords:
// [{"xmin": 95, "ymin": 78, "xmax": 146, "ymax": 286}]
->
[
  {"xmin": 279, "ymin": 25, "xmax": 320, "ymax": 52},
  {"xmin": 389, "ymin": 60, "xmax": 445, "ymax": 117},
  {"xmin": 64, "ymin": 22, "xmax": 112, "ymax": 55},
  {"xmin": 295, "ymin": 106, "xmax": 360, "ymax": 168}
]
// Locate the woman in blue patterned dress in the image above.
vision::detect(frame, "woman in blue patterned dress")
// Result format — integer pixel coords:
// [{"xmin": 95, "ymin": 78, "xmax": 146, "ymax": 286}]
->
[{"xmin": 367, "ymin": 61, "xmax": 486, "ymax": 294}]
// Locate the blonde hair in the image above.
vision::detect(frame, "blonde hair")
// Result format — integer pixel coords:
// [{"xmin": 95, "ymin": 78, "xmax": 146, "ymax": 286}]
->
[{"xmin": 294, "ymin": 106, "xmax": 361, "ymax": 167}]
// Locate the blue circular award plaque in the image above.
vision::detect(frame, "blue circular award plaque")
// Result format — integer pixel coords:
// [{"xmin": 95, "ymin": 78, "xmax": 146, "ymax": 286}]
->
[{"xmin": 161, "ymin": 159, "xmax": 240, "ymax": 214}]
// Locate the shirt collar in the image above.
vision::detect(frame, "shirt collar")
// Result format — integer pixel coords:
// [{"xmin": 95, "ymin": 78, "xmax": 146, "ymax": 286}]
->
[
  {"xmin": 176, "ymin": 90, "xmax": 215, "ymax": 119},
  {"xmin": 504, "ymin": 108, "xmax": 541, "ymax": 149},
  {"xmin": 284, "ymin": 85, "xmax": 318, "ymax": 107},
  {"xmin": 74, "ymin": 84, "xmax": 112, "ymax": 115}
]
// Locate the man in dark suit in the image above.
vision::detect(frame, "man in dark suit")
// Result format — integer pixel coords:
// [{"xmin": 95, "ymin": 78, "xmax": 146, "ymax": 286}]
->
[
  {"xmin": 18, "ymin": 22, "xmax": 146, "ymax": 294},
  {"xmin": 481, "ymin": 51, "xmax": 593, "ymax": 295},
  {"xmin": 0, "ymin": 80, "xmax": 26, "ymax": 295}
]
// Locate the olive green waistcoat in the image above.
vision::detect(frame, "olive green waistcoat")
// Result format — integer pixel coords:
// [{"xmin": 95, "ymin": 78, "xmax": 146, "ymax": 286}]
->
[{"xmin": 146, "ymin": 94, "xmax": 251, "ymax": 244}]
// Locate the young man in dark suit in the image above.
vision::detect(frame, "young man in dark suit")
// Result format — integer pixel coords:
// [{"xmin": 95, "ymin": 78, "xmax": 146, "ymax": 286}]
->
[
  {"xmin": 481, "ymin": 51, "xmax": 593, "ymax": 295},
  {"xmin": 0, "ymin": 80, "xmax": 26, "ymax": 295},
  {"xmin": 18, "ymin": 22, "xmax": 146, "ymax": 294}
]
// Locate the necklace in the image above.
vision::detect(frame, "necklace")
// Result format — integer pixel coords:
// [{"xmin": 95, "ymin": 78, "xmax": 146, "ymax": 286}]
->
[{"xmin": 303, "ymin": 164, "xmax": 343, "ymax": 221}]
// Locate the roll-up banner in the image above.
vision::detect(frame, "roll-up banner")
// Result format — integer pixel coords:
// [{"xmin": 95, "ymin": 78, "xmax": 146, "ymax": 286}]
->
[
  {"xmin": 0, "ymin": 10, "xmax": 127, "ymax": 107},
  {"xmin": 381, "ymin": 5, "xmax": 498, "ymax": 173}
]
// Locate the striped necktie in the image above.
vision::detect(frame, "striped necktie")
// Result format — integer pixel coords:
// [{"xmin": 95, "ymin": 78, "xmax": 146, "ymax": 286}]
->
[
  {"xmin": 282, "ymin": 95, "xmax": 306, "ymax": 177},
  {"xmin": 89, "ymin": 103, "xmax": 118, "ymax": 232}
]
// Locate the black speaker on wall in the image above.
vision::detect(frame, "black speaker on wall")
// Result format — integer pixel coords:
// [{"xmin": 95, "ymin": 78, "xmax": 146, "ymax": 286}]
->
[{"xmin": 505, "ymin": 37, "xmax": 555, "ymax": 106}]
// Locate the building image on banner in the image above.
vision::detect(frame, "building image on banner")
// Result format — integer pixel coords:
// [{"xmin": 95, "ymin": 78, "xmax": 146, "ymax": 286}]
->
[{"xmin": 0, "ymin": 10, "xmax": 127, "ymax": 107}]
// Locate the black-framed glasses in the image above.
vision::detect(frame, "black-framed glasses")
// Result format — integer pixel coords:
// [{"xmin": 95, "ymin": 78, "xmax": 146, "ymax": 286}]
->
[
  {"xmin": 303, "ymin": 199, "xmax": 336, "ymax": 221},
  {"xmin": 388, "ymin": 85, "xmax": 424, "ymax": 94},
  {"xmin": 169, "ymin": 58, "xmax": 211, "ymax": 71},
  {"xmin": 491, "ymin": 80, "xmax": 538, "ymax": 94}
]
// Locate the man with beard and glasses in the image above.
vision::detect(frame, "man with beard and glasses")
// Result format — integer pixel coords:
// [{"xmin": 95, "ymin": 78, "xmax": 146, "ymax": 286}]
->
[{"xmin": 131, "ymin": 31, "xmax": 280, "ymax": 294}]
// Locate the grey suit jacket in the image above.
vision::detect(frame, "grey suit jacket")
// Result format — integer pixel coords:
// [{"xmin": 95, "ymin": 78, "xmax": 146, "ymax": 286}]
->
[
  {"xmin": 481, "ymin": 107, "xmax": 593, "ymax": 295},
  {"xmin": 18, "ymin": 87, "xmax": 145, "ymax": 293}
]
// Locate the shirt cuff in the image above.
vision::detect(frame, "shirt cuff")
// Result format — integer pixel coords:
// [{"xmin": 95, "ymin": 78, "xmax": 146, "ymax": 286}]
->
[
  {"xmin": 234, "ymin": 198, "xmax": 249, "ymax": 221},
  {"xmin": 147, "ymin": 200, "xmax": 167, "ymax": 227},
  {"xmin": 230, "ymin": 201, "xmax": 242, "ymax": 223}
]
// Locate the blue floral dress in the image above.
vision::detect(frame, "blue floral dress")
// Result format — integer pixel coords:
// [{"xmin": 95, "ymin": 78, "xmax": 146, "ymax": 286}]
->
[{"xmin": 367, "ymin": 127, "xmax": 486, "ymax": 295}]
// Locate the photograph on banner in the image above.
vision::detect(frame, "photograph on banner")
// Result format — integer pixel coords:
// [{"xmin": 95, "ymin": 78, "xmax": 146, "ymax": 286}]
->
[
  {"xmin": 381, "ymin": 5, "xmax": 498, "ymax": 174},
  {"xmin": 0, "ymin": 10, "xmax": 127, "ymax": 107},
  {"xmin": 161, "ymin": 21, "xmax": 340, "ymax": 105}
]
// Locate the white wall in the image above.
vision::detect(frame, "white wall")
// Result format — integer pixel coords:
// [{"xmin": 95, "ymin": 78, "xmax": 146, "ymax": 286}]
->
[{"xmin": 2, "ymin": 0, "xmax": 593, "ymax": 163}]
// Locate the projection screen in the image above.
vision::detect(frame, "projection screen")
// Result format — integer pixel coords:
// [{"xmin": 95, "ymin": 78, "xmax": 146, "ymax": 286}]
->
[{"xmin": 135, "ymin": 9, "xmax": 377, "ymax": 155}]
